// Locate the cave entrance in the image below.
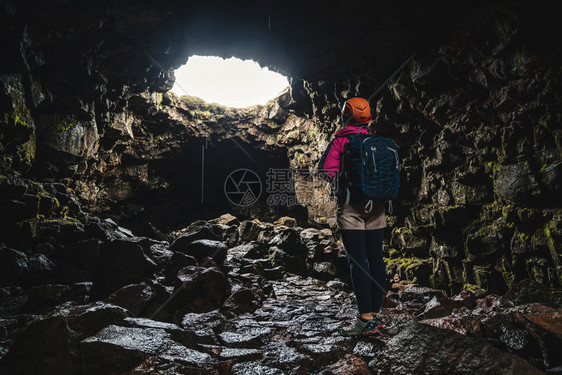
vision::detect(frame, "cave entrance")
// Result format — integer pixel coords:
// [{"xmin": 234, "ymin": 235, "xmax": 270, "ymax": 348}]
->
[{"xmin": 170, "ymin": 55, "xmax": 289, "ymax": 108}]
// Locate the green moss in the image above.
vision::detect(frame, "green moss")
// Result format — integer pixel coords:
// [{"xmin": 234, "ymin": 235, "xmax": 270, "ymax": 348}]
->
[{"xmin": 56, "ymin": 116, "xmax": 78, "ymax": 133}]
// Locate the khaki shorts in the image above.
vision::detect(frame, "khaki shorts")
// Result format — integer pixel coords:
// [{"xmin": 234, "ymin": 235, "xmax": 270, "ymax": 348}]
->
[{"xmin": 336, "ymin": 201, "xmax": 387, "ymax": 230}]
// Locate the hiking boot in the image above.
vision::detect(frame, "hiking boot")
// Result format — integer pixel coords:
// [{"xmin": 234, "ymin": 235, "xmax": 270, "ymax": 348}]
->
[
  {"xmin": 372, "ymin": 314, "xmax": 383, "ymax": 331},
  {"xmin": 340, "ymin": 316, "xmax": 380, "ymax": 336}
]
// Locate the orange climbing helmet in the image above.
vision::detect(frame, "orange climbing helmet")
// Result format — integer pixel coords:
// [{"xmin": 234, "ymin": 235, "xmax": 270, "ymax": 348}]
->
[{"xmin": 341, "ymin": 97, "xmax": 372, "ymax": 125}]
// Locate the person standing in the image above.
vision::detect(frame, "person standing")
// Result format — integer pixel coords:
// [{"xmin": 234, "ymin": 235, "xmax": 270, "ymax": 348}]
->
[{"xmin": 318, "ymin": 97, "xmax": 388, "ymax": 336}]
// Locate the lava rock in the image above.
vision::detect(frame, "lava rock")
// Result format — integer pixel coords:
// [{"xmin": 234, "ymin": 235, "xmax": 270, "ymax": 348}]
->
[
  {"xmin": 0, "ymin": 286, "xmax": 29, "ymax": 316},
  {"xmin": 494, "ymin": 162, "xmax": 540, "ymax": 203},
  {"xmin": 399, "ymin": 285, "xmax": 446, "ymax": 305},
  {"xmin": 80, "ymin": 325, "xmax": 215, "ymax": 375},
  {"xmin": 210, "ymin": 213, "xmax": 240, "ymax": 226},
  {"xmin": 157, "ymin": 267, "xmax": 231, "ymax": 322},
  {"xmin": 371, "ymin": 322, "xmax": 544, "ymax": 374},
  {"xmin": 312, "ymin": 261, "xmax": 338, "ymax": 281},
  {"xmin": 218, "ymin": 327, "xmax": 274, "ymax": 348},
  {"xmin": 0, "ymin": 248, "xmax": 28, "ymax": 286},
  {"xmin": 238, "ymin": 220, "xmax": 268, "ymax": 242},
  {"xmin": 163, "ymin": 252, "xmax": 198, "ymax": 282},
  {"xmin": 0, "ymin": 302, "xmax": 129, "ymax": 375},
  {"xmin": 501, "ymin": 279, "xmax": 552, "ymax": 306},
  {"xmin": 453, "ymin": 289, "xmax": 477, "ymax": 309},
  {"xmin": 25, "ymin": 284, "xmax": 71, "ymax": 313},
  {"xmin": 222, "ymin": 286, "xmax": 263, "ymax": 315},
  {"xmin": 106, "ymin": 282, "xmax": 156, "ymax": 316},
  {"xmin": 170, "ymin": 221, "xmax": 223, "ymax": 250},
  {"xmin": 0, "ymin": 175, "xmax": 29, "ymax": 198},
  {"xmin": 415, "ymin": 295, "xmax": 466, "ymax": 319},
  {"xmin": 327, "ymin": 354, "xmax": 370, "ymax": 375},
  {"xmin": 94, "ymin": 239, "xmax": 157, "ymax": 295},
  {"xmin": 179, "ymin": 239, "xmax": 228, "ymax": 265}
]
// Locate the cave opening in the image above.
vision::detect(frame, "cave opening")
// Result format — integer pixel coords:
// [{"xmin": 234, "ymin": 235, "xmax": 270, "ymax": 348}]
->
[{"xmin": 170, "ymin": 55, "xmax": 290, "ymax": 108}]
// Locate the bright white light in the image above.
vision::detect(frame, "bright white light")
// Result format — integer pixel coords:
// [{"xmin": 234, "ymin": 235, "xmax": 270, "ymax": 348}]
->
[{"xmin": 171, "ymin": 56, "xmax": 289, "ymax": 108}]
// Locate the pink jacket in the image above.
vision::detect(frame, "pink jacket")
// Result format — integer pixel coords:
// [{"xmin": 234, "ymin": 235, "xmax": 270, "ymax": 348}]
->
[{"xmin": 318, "ymin": 125, "xmax": 370, "ymax": 181}]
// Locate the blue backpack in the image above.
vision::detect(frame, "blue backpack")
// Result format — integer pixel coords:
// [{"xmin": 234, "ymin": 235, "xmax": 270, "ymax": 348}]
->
[{"xmin": 342, "ymin": 129, "xmax": 400, "ymax": 212}]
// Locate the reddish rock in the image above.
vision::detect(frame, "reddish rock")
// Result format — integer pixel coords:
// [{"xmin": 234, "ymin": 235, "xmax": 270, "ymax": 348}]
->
[
  {"xmin": 326, "ymin": 354, "xmax": 370, "ymax": 375},
  {"xmin": 421, "ymin": 316, "xmax": 468, "ymax": 335},
  {"xmin": 476, "ymin": 294, "xmax": 501, "ymax": 310}
]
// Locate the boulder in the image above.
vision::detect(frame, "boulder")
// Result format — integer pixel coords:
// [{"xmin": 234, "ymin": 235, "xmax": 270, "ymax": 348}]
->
[
  {"xmin": 94, "ymin": 239, "xmax": 157, "ymax": 295},
  {"xmin": 501, "ymin": 279, "xmax": 552, "ymax": 306},
  {"xmin": 179, "ymin": 239, "xmax": 228, "ymax": 265},
  {"xmin": 106, "ymin": 282, "xmax": 156, "ymax": 316},
  {"xmin": 274, "ymin": 216, "xmax": 297, "ymax": 227},
  {"xmin": 163, "ymin": 252, "xmax": 198, "ymax": 282},
  {"xmin": 0, "ymin": 302, "xmax": 128, "ymax": 375},
  {"xmin": 170, "ymin": 222, "xmax": 223, "ymax": 250},
  {"xmin": 210, "ymin": 213, "xmax": 240, "ymax": 226},
  {"xmin": 494, "ymin": 162, "xmax": 540, "ymax": 203},
  {"xmin": 327, "ymin": 354, "xmax": 370, "ymax": 375},
  {"xmin": 156, "ymin": 267, "xmax": 230, "ymax": 322},
  {"xmin": 414, "ymin": 295, "xmax": 466, "ymax": 319},
  {"xmin": 238, "ymin": 220, "xmax": 268, "ymax": 242},
  {"xmin": 80, "ymin": 324, "xmax": 215, "ymax": 375},
  {"xmin": 372, "ymin": 322, "xmax": 544, "ymax": 374},
  {"xmin": 0, "ymin": 248, "xmax": 28, "ymax": 286}
]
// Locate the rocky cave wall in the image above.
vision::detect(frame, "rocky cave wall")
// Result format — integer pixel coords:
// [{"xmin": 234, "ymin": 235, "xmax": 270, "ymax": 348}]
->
[{"xmin": 1, "ymin": 0, "xmax": 561, "ymax": 302}]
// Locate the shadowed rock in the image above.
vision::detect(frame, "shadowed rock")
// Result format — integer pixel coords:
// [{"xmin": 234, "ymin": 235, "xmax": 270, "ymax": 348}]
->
[{"xmin": 371, "ymin": 322, "xmax": 544, "ymax": 374}]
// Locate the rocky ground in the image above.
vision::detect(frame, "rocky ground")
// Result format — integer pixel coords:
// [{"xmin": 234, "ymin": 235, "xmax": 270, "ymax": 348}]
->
[{"xmin": 0, "ymin": 177, "xmax": 561, "ymax": 374}]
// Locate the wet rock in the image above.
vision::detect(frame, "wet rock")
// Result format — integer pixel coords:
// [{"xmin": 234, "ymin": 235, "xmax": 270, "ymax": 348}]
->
[
  {"xmin": 80, "ymin": 325, "xmax": 215, "ymax": 375},
  {"xmin": 420, "ymin": 316, "xmax": 467, "ymax": 335},
  {"xmin": 326, "ymin": 354, "xmax": 370, "ymax": 375},
  {"xmin": 66, "ymin": 238, "xmax": 102, "ymax": 272},
  {"xmin": 180, "ymin": 239, "xmax": 228, "ymax": 265},
  {"xmin": 27, "ymin": 254, "xmax": 56, "ymax": 285},
  {"xmin": 0, "ymin": 287, "xmax": 28, "ymax": 316},
  {"xmin": 230, "ymin": 362, "xmax": 284, "ymax": 375},
  {"xmin": 239, "ymin": 220, "xmax": 268, "ymax": 242},
  {"xmin": 274, "ymin": 216, "xmax": 297, "ymax": 227},
  {"xmin": 517, "ymin": 304, "xmax": 562, "ymax": 369},
  {"xmin": 501, "ymin": 279, "xmax": 552, "ymax": 306},
  {"xmin": 218, "ymin": 327, "xmax": 274, "ymax": 348},
  {"xmin": 219, "ymin": 347, "xmax": 262, "ymax": 361},
  {"xmin": 170, "ymin": 221, "xmax": 223, "ymax": 250},
  {"xmin": 415, "ymin": 295, "xmax": 466, "ymax": 319},
  {"xmin": 181, "ymin": 309, "xmax": 227, "ymax": 338},
  {"xmin": 371, "ymin": 322, "xmax": 544, "ymax": 374},
  {"xmin": 399, "ymin": 285, "xmax": 445, "ymax": 305},
  {"xmin": 106, "ymin": 282, "xmax": 155, "ymax": 316},
  {"xmin": 163, "ymin": 252, "xmax": 198, "ymax": 282},
  {"xmin": 135, "ymin": 221, "xmax": 171, "ymax": 242},
  {"xmin": 262, "ymin": 266, "xmax": 286, "ymax": 280},
  {"xmin": 158, "ymin": 267, "xmax": 230, "ymax": 321},
  {"xmin": 476, "ymin": 294, "xmax": 501, "ymax": 311},
  {"xmin": 0, "ymin": 248, "xmax": 28, "ymax": 286},
  {"xmin": 453, "ymin": 289, "xmax": 477, "ymax": 309},
  {"xmin": 261, "ymin": 341, "xmax": 315, "ymax": 372},
  {"xmin": 0, "ymin": 176, "xmax": 29, "ymax": 198},
  {"xmin": 222, "ymin": 286, "xmax": 263, "ymax": 315},
  {"xmin": 494, "ymin": 162, "xmax": 540, "ymax": 203},
  {"xmin": 312, "ymin": 261, "xmax": 338, "ymax": 281},
  {"xmin": 227, "ymin": 242, "xmax": 267, "ymax": 261},
  {"xmin": 0, "ymin": 302, "xmax": 128, "ymax": 375},
  {"xmin": 25, "ymin": 284, "xmax": 71, "ymax": 313},
  {"xmin": 210, "ymin": 213, "xmax": 240, "ymax": 226},
  {"xmin": 480, "ymin": 312, "xmax": 542, "ymax": 365},
  {"xmin": 94, "ymin": 239, "xmax": 157, "ymax": 295},
  {"xmin": 146, "ymin": 243, "xmax": 173, "ymax": 266}
]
